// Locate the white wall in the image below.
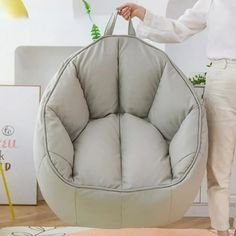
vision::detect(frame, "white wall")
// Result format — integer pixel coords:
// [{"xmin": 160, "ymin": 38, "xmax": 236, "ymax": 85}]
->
[
  {"xmin": 0, "ymin": 0, "xmax": 169, "ymax": 85},
  {"xmin": 165, "ymin": 0, "xmax": 208, "ymax": 76}
]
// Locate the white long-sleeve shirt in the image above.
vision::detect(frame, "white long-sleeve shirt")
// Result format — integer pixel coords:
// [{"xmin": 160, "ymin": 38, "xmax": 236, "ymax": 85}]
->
[{"xmin": 136, "ymin": 0, "xmax": 236, "ymax": 59}]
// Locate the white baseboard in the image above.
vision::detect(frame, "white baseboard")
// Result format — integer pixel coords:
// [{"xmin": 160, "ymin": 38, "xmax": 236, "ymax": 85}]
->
[{"xmin": 186, "ymin": 203, "xmax": 236, "ymax": 217}]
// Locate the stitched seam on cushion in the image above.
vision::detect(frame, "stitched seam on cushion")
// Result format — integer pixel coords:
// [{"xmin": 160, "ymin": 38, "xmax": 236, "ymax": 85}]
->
[
  {"xmin": 172, "ymin": 151, "xmax": 196, "ymax": 169},
  {"xmin": 75, "ymin": 187, "xmax": 78, "ymax": 225},
  {"xmin": 170, "ymin": 107, "xmax": 198, "ymax": 143},
  {"xmin": 47, "ymin": 105, "xmax": 63, "ymax": 126},
  {"xmin": 71, "ymin": 61, "xmax": 91, "ymax": 119},
  {"xmin": 64, "ymin": 61, "xmax": 90, "ymax": 141},
  {"xmin": 49, "ymin": 151, "xmax": 73, "ymax": 169},
  {"xmin": 117, "ymin": 40, "xmax": 123, "ymax": 225},
  {"xmin": 146, "ymin": 63, "xmax": 166, "ymax": 118},
  {"xmin": 38, "ymin": 154, "xmax": 48, "ymax": 175},
  {"xmin": 117, "ymin": 38, "xmax": 123, "ymax": 189},
  {"xmin": 46, "ymin": 106, "xmax": 74, "ymax": 174},
  {"xmin": 169, "ymin": 154, "xmax": 173, "ymax": 180},
  {"xmin": 47, "ymin": 105, "xmax": 83, "ymax": 143},
  {"xmin": 169, "ymin": 106, "xmax": 199, "ymax": 169},
  {"xmin": 72, "ymin": 61, "xmax": 79, "ymax": 81},
  {"xmin": 71, "ymin": 121, "xmax": 89, "ymax": 143}
]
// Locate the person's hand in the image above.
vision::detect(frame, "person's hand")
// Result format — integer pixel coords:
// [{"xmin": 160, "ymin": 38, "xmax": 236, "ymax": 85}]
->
[{"xmin": 116, "ymin": 3, "xmax": 146, "ymax": 21}]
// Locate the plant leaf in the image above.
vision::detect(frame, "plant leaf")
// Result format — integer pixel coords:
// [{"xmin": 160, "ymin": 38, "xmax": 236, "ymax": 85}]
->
[
  {"xmin": 91, "ymin": 24, "xmax": 101, "ymax": 40},
  {"xmin": 82, "ymin": 0, "xmax": 91, "ymax": 14}
]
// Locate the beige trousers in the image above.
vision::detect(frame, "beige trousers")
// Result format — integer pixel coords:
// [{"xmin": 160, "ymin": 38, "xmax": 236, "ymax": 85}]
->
[{"xmin": 204, "ymin": 59, "xmax": 236, "ymax": 231}]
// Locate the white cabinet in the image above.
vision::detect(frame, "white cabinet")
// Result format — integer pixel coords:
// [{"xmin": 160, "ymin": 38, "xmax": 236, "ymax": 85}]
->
[
  {"xmin": 164, "ymin": 0, "xmax": 213, "ymax": 216},
  {"xmin": 230, "ymin": 156, "xmax": 236, "ymax": 203},
  {"xmin": 187, "ymin": 85, "xmax": 236, "ymax": 216},
  {"xmin": 193, "ymin": 85, "xmax": 205, "ymax": 205}
]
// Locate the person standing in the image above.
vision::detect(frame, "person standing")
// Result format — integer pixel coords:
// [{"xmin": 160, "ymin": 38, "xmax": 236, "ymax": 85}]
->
[{"xmin": 117, "ymin": 1, "xmax": 236, "ymax": 236}]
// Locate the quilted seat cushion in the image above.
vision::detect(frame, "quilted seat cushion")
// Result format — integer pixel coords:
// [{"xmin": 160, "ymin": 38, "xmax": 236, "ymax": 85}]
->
[{"xmin": 73, "ymin": 113, "xmax": 171, "ymax": 190}]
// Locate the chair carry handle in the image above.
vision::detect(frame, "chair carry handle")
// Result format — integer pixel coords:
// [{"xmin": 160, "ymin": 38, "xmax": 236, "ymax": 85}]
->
[{"xmin": 104, "ymin": 10, "xmax": 136, "ymax": 36}]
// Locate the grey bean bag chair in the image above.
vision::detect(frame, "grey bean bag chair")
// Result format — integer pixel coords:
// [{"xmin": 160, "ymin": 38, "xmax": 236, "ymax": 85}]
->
[{"xmin": 33, "ymin": 11, "xmax": 208, "ymax": 228}]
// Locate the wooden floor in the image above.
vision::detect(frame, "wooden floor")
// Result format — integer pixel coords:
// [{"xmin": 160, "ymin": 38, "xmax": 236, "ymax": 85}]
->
[{"xmin": 0, "ymin": 201, "xmax": 226, "ymax": 228}]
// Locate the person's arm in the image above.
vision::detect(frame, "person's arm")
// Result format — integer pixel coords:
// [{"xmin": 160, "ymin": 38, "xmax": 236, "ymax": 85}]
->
[{"xmin": 136, "ymin": 0, "xmax": 212, "ymax": 43}]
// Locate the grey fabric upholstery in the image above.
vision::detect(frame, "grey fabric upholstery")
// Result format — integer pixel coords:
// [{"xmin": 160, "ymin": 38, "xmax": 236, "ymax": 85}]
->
[{"xmin": 34, "ymin": 12, "xmax": 208, "ymax": 228}]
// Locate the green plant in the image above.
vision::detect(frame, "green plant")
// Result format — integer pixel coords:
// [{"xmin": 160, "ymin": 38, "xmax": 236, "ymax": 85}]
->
[
  {"xmin": 82, "ymin": 0, "xmax": 101, "ymax": 41},
  {"xmin": 91, "ymin": 24, "xmax": 101, "ymax": 41},
  {"xmin": 189, "ymin": 72, "xmax": 206, "ymax": 85},
  {"xmin": 188, "ymin": 62, "xmax": 212, "ymax": 86}
]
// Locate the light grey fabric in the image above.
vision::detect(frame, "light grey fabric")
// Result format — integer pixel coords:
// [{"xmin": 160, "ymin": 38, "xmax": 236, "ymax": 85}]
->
[
  {"xmin": 104, "ymin": 11, "xmax": 136, "ymax": 36},
  {"xmin": 34, "ymin": 16, "xmax": 208, "ymax": 227}
]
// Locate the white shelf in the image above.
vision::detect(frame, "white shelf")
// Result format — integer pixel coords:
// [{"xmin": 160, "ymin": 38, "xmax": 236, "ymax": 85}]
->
[{"xmin": 15, "ymin": 46, "xmax": 82, "ymax": 92}]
